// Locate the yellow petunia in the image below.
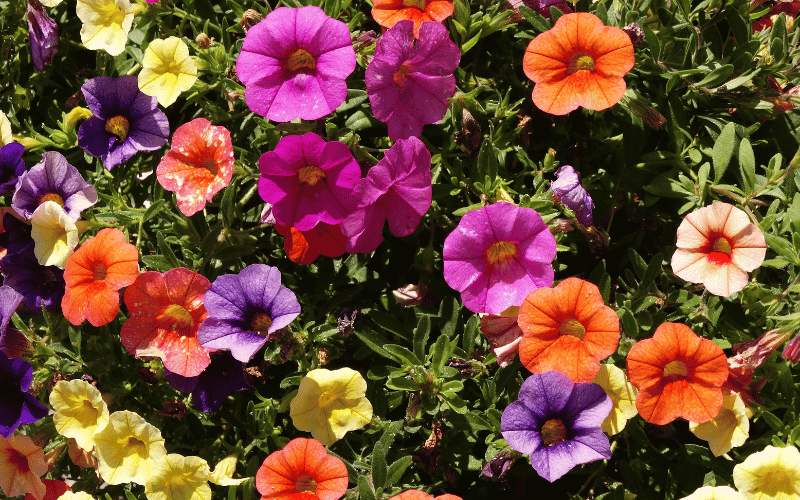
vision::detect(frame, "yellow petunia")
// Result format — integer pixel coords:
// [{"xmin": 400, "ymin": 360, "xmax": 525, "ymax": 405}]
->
[
  {"xmin": 679, "ymin": 485, "xmax": 745, "ymax": 500},
  {"xmin": 94, "ymin": 410, "xmax": 167, "ymax": 485},
  {"xmin": 64, "ymin": 107, "xmax": 93, "ymax": 131},
  {"xmin": 210, "ymin": 454, "xmax": 247, "ymax": 486},
  {"xmin": 50, "ymin": 379, "xmax": 110, "ymax": 451},
  {"xmin": 138, "ymin": 37, "xmax": 198, "ymax": 108},
  {"xmin": 689, "ymin": 393, "xmax": 749, "ymax": 457},
  {"xmin": 733, "ymin": 444, "xmax": 800, "ymax": 500},
  {"xmin": 30, "ymin": 201, "xmax": 80, "ymax": 269},
  {"xmin": 0, "ymin": 111, "xmax": 12, "ymax": 146},
  {"xmin": 592, "ymin": 363, "xmax": 638, "ymax": 435},
  {"xmin": 144, "ymin": 454, "xmax": 211, "ymax": 500},
  {"xmin": 290, "ymin": 367, "xmax": 373, "ymax": 446},
  {"xmin": 58, "ymin": 492, "xmax": 96, "ymax": 500},
  {"xmin": 76, "ymin": 0, "xmax": 134, "ymax": 56},
  {"xmin": 40, "ymin": 0, "xmax": 63, "ymax": 6}
]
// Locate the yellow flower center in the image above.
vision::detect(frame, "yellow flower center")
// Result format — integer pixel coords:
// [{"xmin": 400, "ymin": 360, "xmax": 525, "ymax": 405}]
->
[
  {"xmin": 38, "ymin": 193, "xmax": 65, "ymax": 208},
  {"xmin": 97, "ymin": 0, "xmax": 127, "ymax": 30},
  {"xmin": 567, "ymin": 53, "xmax": 596, "ymax": 75},
  {"xmin": 105, "ymin": 115, "xmax": 130, "ymax": 143},
  {"xmin": 486, "ymin": 240, "xmax": 518, "ymax": 266},
  {"xmin": 286, "ymin": 49, "xmax": 316, "ymax": 73},
  {"xmin": 393, "ymin": 63, "xmax": 414, "ymax": 92},
  {"xmin": 663, "ymin": 360, "xmax": 688, "ymax": 379},
  {"xmin": 712, "ymin": 237, "xmax": 732, "ymax": 254},
  {"xmin": 559, "ymin": 319, "xmax": 586, "ymax": 340},
  {"xmin": 162, "ymin": 304, "xmax": 194, "ymax": 330},
  {"xmin": 758, "ymin": 470, "xmax": 793, "ymax": 496},
  {"xmin": 298, "ymin": 165, "xmax": 325, "ymax": 186},
  {"xmin": 402, "ymin": 0, "xmax": 427, "ymax": 9},
  {"xmin": 318, "ymin": 390, "xmax": 339, "ymax": 408},
  {"xmin": 295, "ymin": 475, "xmax": 318, "ymax": 494},
  {"xmin": 81, "ymin": 399, "xmax": 99, "ymax": 421},
  {"xmin": 249, "ymin": 312, "xmax": 273, "ymax": 337},
  {"xmin": 541, "ymin": 419, "xmax": 567, "ymax": 446}
]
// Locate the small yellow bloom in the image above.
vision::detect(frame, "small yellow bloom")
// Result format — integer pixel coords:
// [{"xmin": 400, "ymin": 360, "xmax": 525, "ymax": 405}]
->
[
  {"xmin": 58, "ymin": 492, "xmax": 96, "ymax": 500},
  {"xmin": 210, "ymin": 454, "xmax": 247, "ymax": 486},
  {"xmin": 144, "ymin": 454, "xmax": 211, "ymax": 500},
  {"xmin": 689, "ymin": 393, "xmax": 749, "ymax": 457},
  {"xmin": 50, "ymin": 379, "xmax": 110, "ymax": 451},
  {"xmin": 0, "ymin": 111, "xmax": 12, "ymax": 146},
  {"xmin": 592, "ymin": 363, "xmax": 638, "ymax": 435},
  {"xmin": 679, "ymin": 485, "xmax": 745, "ymax": 500},
  {"xmin": 76, "ymin": 0, "xmax": 135, "ymax": 56},
  {"xmin": 138, "ymin": 37, "xmax": 198, "ymax": 108},
  {"xmin": 64, "ymin": 107, "xmax": 93, "ymax": 131},
  {"xmin": 94, "ymin": 410, "xmax": 167, "ymax": 485},
  {"xmin": 30, "ymin": 201, "xmax": 80, "ymax": 269},
  {"xmin": 290, "ymin": 367, "xmax": 373, "ymax": 446},
  {"xmin": 733, "ymin": 444, "xmax": 800, "ymax": 499}
]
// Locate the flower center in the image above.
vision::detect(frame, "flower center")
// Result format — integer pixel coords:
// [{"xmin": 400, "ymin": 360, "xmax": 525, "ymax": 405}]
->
[
  {"xmin": 8, "ymin": 450, "xmax": 29, "ymax": 472},
  {"xmin": 249, "ymin": 312, "xmax": 273, "ymax": 337},
  {"xmin": 541, "ymin": 419, "xmax": 567, "ymax": 446},
  {"xmin": 559, "ymin": 319, "xmax": 586, "ymax": 340},
  {"xmin": 318, "ymin": 390, "xmax": 339, "ymax": 407},
  {"xmin": 37, "ymin": 193, "xmax": 65, "ymax": 208},
  {"xmin": 486, "ymin": 240, "xmax": 517, "ymax": 266},
  {"xmin": 712, "ymin": 237, "xmax": 732, "ymax": 255},
  {"xmin": 286, "ymin": 49, "xmax": 316, "ymax": 73},
  {"xmin": 402, "ymin": 0, "xmax": 427, "ymax": 9},
  {"xmin": 298, "ymin": 165, "xmax": 325, "ymax": 186},
  {"xmin": 295, "ymin": 475, "xmax": 318, "ymax": 494},
  {"xmin": 105, "ymin": 115, "xmax": 130, "ymax": 143},
  {"xmin": 82, "ymin": 399, "xmax": 99, "ymax": 420},
  {"xmin": 567, "ymin": 53, "xmax": 596, "ymax": 75},
  {"xmin": 393, "ymin": 63, "xmax": 414, "ymax": 92},
  {"xmin": 663, "ymin": 360, "xmax": 688, "ymax": 379},
  {"xmin": 162, "ymin": 304, "xmax": 194, "ymax": 330},
  {"xmin": 127, "ymin": 436, "xmax": 145, "ymax": 449},
  {"xmin": 758, "ymin": 470, "xmax": 792, "ymax": 496},
  {"xmin": 92, "ymin": 263, "xmax": 108, "ymax": 281}
]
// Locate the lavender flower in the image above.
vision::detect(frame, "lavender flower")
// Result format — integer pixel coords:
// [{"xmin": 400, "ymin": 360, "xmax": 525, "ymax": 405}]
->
[
  {"xmin": 0, "ymin": 350, "xmax": 48, "ymax": 437},
  {"xmin": 551, "ymin": 165, "xmax": 594, "ymax": 226},
  {"xmin": 27, "ymin": 0, "xmax": 59, "ymax": 72}
]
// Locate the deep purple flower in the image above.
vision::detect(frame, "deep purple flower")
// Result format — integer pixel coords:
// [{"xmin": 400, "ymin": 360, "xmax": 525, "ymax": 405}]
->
[
  {"xmin": 0, "ymin": 286, "xmax": 23, "ymax": 358},
  {"xmin": 341, "ymin": 137, "xmax": 432, "ymax": 253},
  {"xmin": 197, "ymin": 264, "xmax": 301, "ymax": 363},
  {"xmin": 27, "ymin": 0, "xmax": 59, "ymax": 72},
  {"xmin": 12, "ymin": 151, "xmax": 97, "ymax": 221},
  {"xmin": 257, "ymin": 133, "xmax": 361, "ymax": 231},
  {"xmin": 164, "ymin": 351, "xmax": 253, "ymax": 413},
  {"xmin": 501, "ymin": 371, "xmax": 612, "ymax": 482},
  {"xmin": 78, "ymin": 75, "xmax": 169, "ymax": 170},
  {"xmin": 365, "ymin": 20, "xmax": 460, "ymax": 141},
  {"xmin": 0, "ymin": 143, "xmax": 25, "ymax": 196},
  {"xmin": 551, "ymin": 165, "xmax": 593, "ymax": 226},
  {"xmin": 0, "ymin": 350, "xmax": 48, "ymax": 437},
  {"xmin": 236, "ymin": 6, "xmax": 356, "ymax": 122}
]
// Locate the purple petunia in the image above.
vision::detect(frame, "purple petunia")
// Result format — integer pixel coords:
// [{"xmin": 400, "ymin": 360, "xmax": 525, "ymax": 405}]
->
[
  {"xmin": 0, "ymin": 286, "xmax": 23, "ymax": 358},
  {"xmin": 443, "ymin": 202, "xmax": 557, "ymax": 314},
  {"xmin": 0, "ymin": 142, "xmax": 25, "ymax": 196},
  {"xmin": 77, "ymin": 75, "xmax": 169, "ymax": 170},
  {"xmin": 501, "ymin": 371, "xmax": 612, "ymax": 482},
  {"xmin": 12, "ymin": 151, "xmax": 98, "ymax": 221},
  {"xmin": 365, "ymin": 20, "xmax": 460, "ymax": 141},
  {"xmin": 341, "ymin": 137, "xmax": 432, "ymax": 253},
  {"xmin": 551, "ymin": 165, "xmax": 594, "ymax": 226},
  {"xmin": 197, "ymin": 264, "xmax": 301, "ymax": 363},
  {"xmin": 27, "ymin": 0, "xmax": 59, "ymax": 72},
  {"xmin": 236, "ymin": 6, "xmax": 356, "ymax": 122},
  {"xmin": 0, "ymin": 350, "xmax": 48, "ymax": 437},
  {"xmin": 164, "ymin": 351, "xmax": 253, "ymax": 413}
]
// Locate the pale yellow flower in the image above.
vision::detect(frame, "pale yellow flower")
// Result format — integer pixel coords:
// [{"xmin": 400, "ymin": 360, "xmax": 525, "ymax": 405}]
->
[
  {"xmin": 94, "ymin": 410, "xmax": 167, "ymax": 485},
  {"xmin": 210, "ymin": 454, "xmax": 247, "ymax": 486},
  {"xmin": 58, "ymin": 492, "xmax": 96, "ymax": 500},
  {"xmin": 592, "ymin": 363, "xmax": 638, "ymax": 435},
  {"xmin": 290, "ymin": 367, "xmax": 373, "ymax": 446},
  {"xmin": 30, "ymin": 201, "xmax": 80, "ymax": 268},
  {"xmin": 733, "ymin": 444, "xmax": 800, "ymax": 500},
  {"xmin": 679, "ymin": 485, "xmax": 745, "ymax": 500},
  {"xmin": 40, "ymin": 0, "xmax": 63, "ymax": 6},
  {"xmin": 689, "ymin": 393, "xmax": 749, "ymax": 457},
  {"xmin": 76, "ymin": 0, "xmax": 134, "ymax": 56},
  {"xmin": 144, "ymin": 454, "xmax": 211, "ymax": 500},
  {"xmin": 50, "ymin": 379, "xmax": 110, "ymax": 451},
  {"xmin": 0, "ymin": 111, "xmax": 12, "ymax": 146},
  {"xmin": 138, "ymin": 37, "xmax": 198, "ymax": 108}
]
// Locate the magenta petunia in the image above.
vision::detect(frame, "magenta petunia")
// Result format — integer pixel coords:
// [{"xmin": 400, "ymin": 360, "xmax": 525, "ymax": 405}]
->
[
  {"xmin": 341, "ymin": 137, "xmax": 432, "ymax": 254},
  {"xmin": 236, "ymin": 6, "xmax": 356, "ymax": 122},
  {"xmin": 365, "ymin": 19, "xmax": 460, "ymax": 141},
  {"xmin": 443, "ymin": 202, "xmax": 557, "ymax": 315},
  {"xmin": 257, "ymin": 133, "xmax": 361, "ymax": 231}
]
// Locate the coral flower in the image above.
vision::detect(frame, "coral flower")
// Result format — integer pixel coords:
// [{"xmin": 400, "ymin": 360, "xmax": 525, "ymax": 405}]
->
[
  {"xmin": 255, "ymin": 438, "xmax": 348, "ymax": 500},
  {"xmin": 76, "ymin": 0, "xmax": 134, "ymax": 56},
  {"xmin": 50, "ymin": 379, "xmax": 110, "ymax": 451},
  {"xmin": 689, "ymin": 393, "xmax": 749, "ymax": 457},
  {"xmin": 523, "ymin": 12, "xmax": 635, "ymax": 115},
  {"xmin": 144, "ymin": 454, "xmax": 211, "ymax": 500},
  {"xmin": 156, "ymin": 118, "xmax": 235, "ymax": 217},
  {"xmin": 139, "ymin": 37, "xmax": 199, "ymax": 108},
  {"xmin": 626, "ymin": 322, "xmax": 729, "ymax": 425},
  {"xmin": 388, "ymin": 491, "xmax": 462, "ymax": 500},
  {"xmin": 592, "ymin": 363, "xmax": 637, "ymax": 436},
  {"xmin": 518, "ymin": 277, "xmax": 619, "ymax": 382},
  {"xmin": 733, "ymin": 444, "xmax": 800, "ymax": 499},
  {"xmin": 671, "ymin": 202, "xmax": 767, "ymax": 297},
  {"xmin": 24, "ymin": 479, "xmax": 71, "ymax": 500},
  {"xmin": 61, "ymin": 228, "xmax": 139, "ymax": 327},
  {"xmin": 0, "ymin": 434, "xmax": 47, "ymax": 500},
  {"xmin": 121, "ymin": 268, "xmax": 212, "ymax": 377},
  {"xmin": 371, "ymin": 0, "xmax": 454, "ymax": 36},
  {"xmin": 93, "ymin": 410, "xmax": 167, "ymax": 485},
  {"xmin": 274, "ymin": 222, "xmax": 348, "ymax": 265}
]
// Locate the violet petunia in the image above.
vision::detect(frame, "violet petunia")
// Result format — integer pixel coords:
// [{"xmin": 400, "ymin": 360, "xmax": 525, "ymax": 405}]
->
[
  {"xmin": 551, "ymin": 165, "xmax": 593, "ymax": 226},
  {"xmin": 164, "ymin": 351, "xmax": 253, "ymax": 413},
  {"xmin": 27, "ymin": 0, "xmax": 59, "ymax": 72},
  {"xmin": 77, "ymin": 75, "xmax": 169, "ymax": 170},
  {"xmin": 0, "ymin": 142, "xmax": 25, "ymax": 196},
  {"xmin": 12, "ymin": 151, "xmax": 97, "ymax": 221},
  {"xmin": 197, "ymin": 264, "xmax": 301, "ymax": 363},
  {"xmin": 501, "ymin": 371, "xmax": 612, "ymax": 482},
  {"xmin": 257, "ymin": 132, "xmax": 361, "ymax": 231},
  {"xmin": 443, "ymin": 202, "xmax": 556, "ymax": 314},
  {"xmin": 0, "ymin": 350, "xmax": 48, "ymax": 438},
  {"xmin": 365, "ymin": 20, "xmax": 460, "ymax": 141},
  {"xmin": 236, "ymin": 6, "xmax": 356, "ymax": 122},
  {"xmin": 0, "ymin": 286, "xmax": 23, "ymax": 358},
  {"xmin": 341, "ymin": 137, "xmax": 432, "ymax": 253}
]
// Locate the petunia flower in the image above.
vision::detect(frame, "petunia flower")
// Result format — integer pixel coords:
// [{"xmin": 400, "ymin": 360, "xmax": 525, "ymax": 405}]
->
[
  {"xmin": 480, "ymin": 313, "xmax": 524, "ymax": 367},
  {"xmin": 78, "ymin": 75, "xmax": 170, "ymax": 170},
  {"xmin": 274, "ymin": 222, "xmax": 348, "ymax": 264},
  {"xmin": 55, "ymin": 493, "xmax": 94, "ymax": 500},
  {"xmin": 257, "ymin": 132, "xmax": 361, "ymax": 231},
  {"xmin": 29, "ymin": 201, "xmax": 79, "ymax": 268},
  {"xmin": 508, "ymin": 0, "xmax": 572, "ymax": 20},
  {"xmin": 689, "ymin": 393, "xmax": 749, "ymax": 457},
  {"xmin": 156, "ymin": 118, "xmax": 234, "ymax": 216},
  {"xmin": 144, "ymin": 454, "xmax": 211, "ymax": 500},
  {"xmin": 138, "ymin": 37, "xmax": 198, "ymax": 108},
  {"xmin": 197, "ymin": 264, "xmax": 301, "ymax": 363},
  {"xmin": 518, "ymin": 277, "xmax": 619, "ymax": 383},
  {"xmin": 164, "ymin": 351, "xmax": 253, "ymax": 413},
  {"xmin": 93, "ymin": 410, "xmax": 167, "ymax": 485},
  {"xmin": 0, "ymin": 350, "xmax": 48, "ymax": 438},
  {"xmin": 0, "ymin": 285, "xmax": 24, "ymax": 357},
  {"xmin": 0, "ymin": 111, "xmax": 12, "ymax": 146},
  {"xmin": 388, "ymin": 491, "xmax": 462, "ymax": 500},
  {"xmin": 591, "ymin": 363, "xmax": 637, "ymax": 436},
  {"xmin": 256, "ymin": 438, "xmax": 348, "ymax": 499},
  {"xmin": 443, "ymin": 202, "xmax": 557, "ymax": 315},
  {"xmin": 365, "ymin": 20, "xmax": 460, "ymax": 141},
  {"xmin": 671, "ymin": 202, "xmax": 767, "ymax": 297},
  {"xmin": 501, "ymin": 370, "xmax": 612, "ymax": 483},
  {"xmin": 76, "ymin": 0, "xmax": 134, "ymax": 56},
  {"xmin": 290, "ymin": 367, "xmax": 373, "ymax": 446},
  {"xmin": 341, "ymin": 137, "xmax": 432, "ymax": 253},
  {"xmin": 0, "ymin": 142, "xmax": 25, "ymax": 195},
  {"xmin": 27, "ymin": 0, "xmax": 59, "ymax": 72},
  {"xmin": 522, "ymin": 12, "xmax": 635, "ymax": 115},
  {"xmin": 551, "ymin": 165, "xmax": 594, "ymax": 226},
  {"xmin": 236, "ymin": 6, "xmax": 356, "ymax": 122},
  {"xmin": 49, "ymin": 379, "xmax": 110, "ymax": 451},
  {"xmin": 725, "ymin": 329, "xmax": 789, "ymax": 405},
  {"xmin": 209, "ymin": 454, "xmax": 247, "ymax": 486},
  {"xmin": 678, "ymin": 486, "xmax": 745, "ymax": 500},
  {"xmin": 0, "ymin": 434, "xmax": 47, "ymax": 500},
  {"xmin": 733, "ymin": 444, "xmax": 800, "ymax": 499},
  {"xmin": 24, "ymin": 479, "xmax": 71, "ymax": 500},
  {"xmin": 120, "ymin": 268, "xmax": 212, "ymax": 377},
  {"xmin": 371, "ymin": 0, "xmax": 454, "ymax": 37},
  {"xmin": 626, "ymin": 322, "xmax": 729, "ymax": 425}
]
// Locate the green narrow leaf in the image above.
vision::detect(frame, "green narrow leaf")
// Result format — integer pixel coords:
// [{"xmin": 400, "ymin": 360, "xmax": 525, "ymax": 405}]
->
[
  {"xmin": 221, "ymin": 177, "xmax": 237, "ymax": 228},
  {"xmin": 354, "ymin": 327, "xmax": 399, "ymax": 361},
  {"xmin": 760, "ymin": 410, "xmax": 784, "ymax": 431},
  {"xmin": 640, "ymin": 253, "xmax": 664, "ymax": 291},
  {"xmin": 358, "ymin": 475, "xmax": 377, "ymax": 500},
  {"xmin": 476, "ymin": 138, "xmax": 498, "ymax": 183},
  {"xmin": 142, "ymin": 198, "xmax": 165, "ymax": 223},
  {"xmin": 413, "ymin": 315, "xmax": 431, "ymax": 361},
  {"xmin": 694, "ymin": 64, "xmax": 735, "ymax": 88},
  {"xmin": 125, "ymin": 491, "xmax": 137, "ymax": 500},
  {"xmin": 517, "ymin": 5, "xmax": 551, "ymax": 32},
  {"xmin": 739, "ymin": 138, "xmax": 756, "ymax": 193},
  {"xmin": 463, "ymin": 314, "xmax": 479, "ymax": 358},
  {"xmin": 157, "ymin": 231, "xmax": 184, "ymax": 268},
  {"xmin": 713, "ymin": 122, "xmax": 738, "ymax": 182},
  {"xmin": 386, "ymin": 456, "xmax": 413, "ymax": 487}
]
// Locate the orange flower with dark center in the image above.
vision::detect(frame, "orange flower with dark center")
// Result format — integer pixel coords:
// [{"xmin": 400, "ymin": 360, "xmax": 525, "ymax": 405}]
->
[
  {"xmin": 626, "ymin": 322, "xmax": 729, "ymax": 425},
  {"xmin": 523, "ymin": 12, "xmax": 635, "ymax": 115},
  {"xmin": 518, "ymin": 277, "xmax": 619, "ymax": 382},
  {"xmin": 371, "ymin": 0, "xmax": 454, "ymax": 37},
  {"xmin": 255, "ymin": 437, "xmax": 348, "ymax": 500}
]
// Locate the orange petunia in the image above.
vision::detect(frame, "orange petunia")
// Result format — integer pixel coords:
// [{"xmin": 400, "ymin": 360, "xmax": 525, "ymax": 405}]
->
[
  {"xmin": 626, "ymin": 322, "xmax": 729, "ymax": 425},
  {"xmin": 120, "ymin": 267, "xmax": 212, "ymax": 377},
  {"xmin": 62, "ymin": 228, "xmax": 139, "ymax": 327},
  {"xmin": 388, "ymin": 491, "xmax": 462, "ymax": 500},
  {"xmin": 25, "ymin": 480, "xmax": 70, "ymax": 500},
  {"xmin": 522, "ymin": 12, "xmax": 635, "ymax": 115},
  {"xmin": 518, "ymin": 277, "xmax": 619, "ymax": 382},
  {"xmin": 274, "ymin": 223, "xmax": 347, "ymax": 265},
  {"xmin": 255, "ymin": 437, "xmax": 348, "ymax": 500},
  {"xmin": 371, "ymin": 0, "xmax": 454, "ymax": 36},
  {"xmin": 0, "ymin": 434, "xmax": 47, "ymax": 500}
]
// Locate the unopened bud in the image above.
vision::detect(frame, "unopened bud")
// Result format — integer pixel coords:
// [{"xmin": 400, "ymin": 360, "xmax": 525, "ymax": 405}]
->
[
  {"xmin": 195, "ymin": 33, "xmax": 213, "ymax": 49},
  {"xmin": 623, "ymin": 23, "xmax": 644, "ymax": 46},
  {"xmin": 240, "ymin": 9, "xmax": 263, "ymax": 33}
]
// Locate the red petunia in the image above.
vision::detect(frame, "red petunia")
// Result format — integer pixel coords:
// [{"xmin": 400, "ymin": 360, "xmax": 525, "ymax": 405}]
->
[
  {"xmin": 255, "ymin": 437, "xmax": 348, "ymax": 500},
  {"xmin": 274, "ymin": 223, "xmax": 347, "ymax": 265},
  {"xmin": 25, "ymin": 480, "xmax": 70, "ymax": 500},
  {"xmin": 371, "ymin": 0, "xmax": 454, "ymax": 37},
  {"xmin": 388, "ymin": 491, "xmax": 462, "ymax": 500}
]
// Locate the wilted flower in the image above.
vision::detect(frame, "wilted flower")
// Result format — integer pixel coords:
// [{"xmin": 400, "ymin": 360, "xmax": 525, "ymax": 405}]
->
[
  {"xmin": 480, "ymin": 314, "xmax": 523, "ymax": 367},
  {"xmin": 551, "ymin": 165, "xmax": 594, "ymax": 226},
  {"xmin": 76, "ymin": 0, "xmax": 134, "ymax": 56},
  {"xmin": 27, "ymin": 0, "xmax": 59, "ymax": 72},
  {"xmin": 93, "ymin": 410, "xmax": 167, "ymax": 485},
  {"xmin": 139, "ymin": 37, "xmax": 198, "ymax": 108}
]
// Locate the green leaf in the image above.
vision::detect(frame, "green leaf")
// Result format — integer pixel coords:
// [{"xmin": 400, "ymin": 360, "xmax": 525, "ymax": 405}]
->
[
  {"xmin": 517, "ymin": 5, "xmax": 551, "ymax": 32},
  {"xmin": 354, "ymin": 327, "xmax": 399, "ymax": 362},
  {"xmin": 476, "ymin": 138, "xmax": 498, "ymax": 184},
  {"xmin": 713, "ymin": 122, "xmax": 738, "ymax": 183},
  {"xmin": 739, "ymin": 138, "xmax": 756, "ymax": 193},
  {"xmin": 694, "ymin": 64, "xmax": 735, "ymax": 88},
  {"xmin": 383, "ymin": 345, "xmax": 422, "ymax": 366},
  {"xmin": 358, "ymin": 475, "xmax": 377, "ymax": 500},
  {"xmin": 463, "ymin": 314, "xmax": 479, "ymax": 358},
  {"xmin": 764, "ymin": 233, "xmax": 799, "ymax": 264},
  {"xmin": 142, "ymin": 199, "xmax": 165, "ymax": 223},
  {"xmin": 372, "ymin": 423, "xmax": 400, "ymax": 491},
  {"xmin": 386, "ymin": 456, "xmax": 413, "ymax": 487},
  {"xmin": 760, "ymin": 410, "xmax": 784, "ymax": 431},
  {"xmin": 413, "ymin": 315, "xmax": 431, "ymax": 361},
  {"xmin": 386, "ymin": 376, "xmax": 421, "ymax": 391},
  {"xmin": 430, "ymin": 334, "xmax": 456, "ymax": 376}
]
